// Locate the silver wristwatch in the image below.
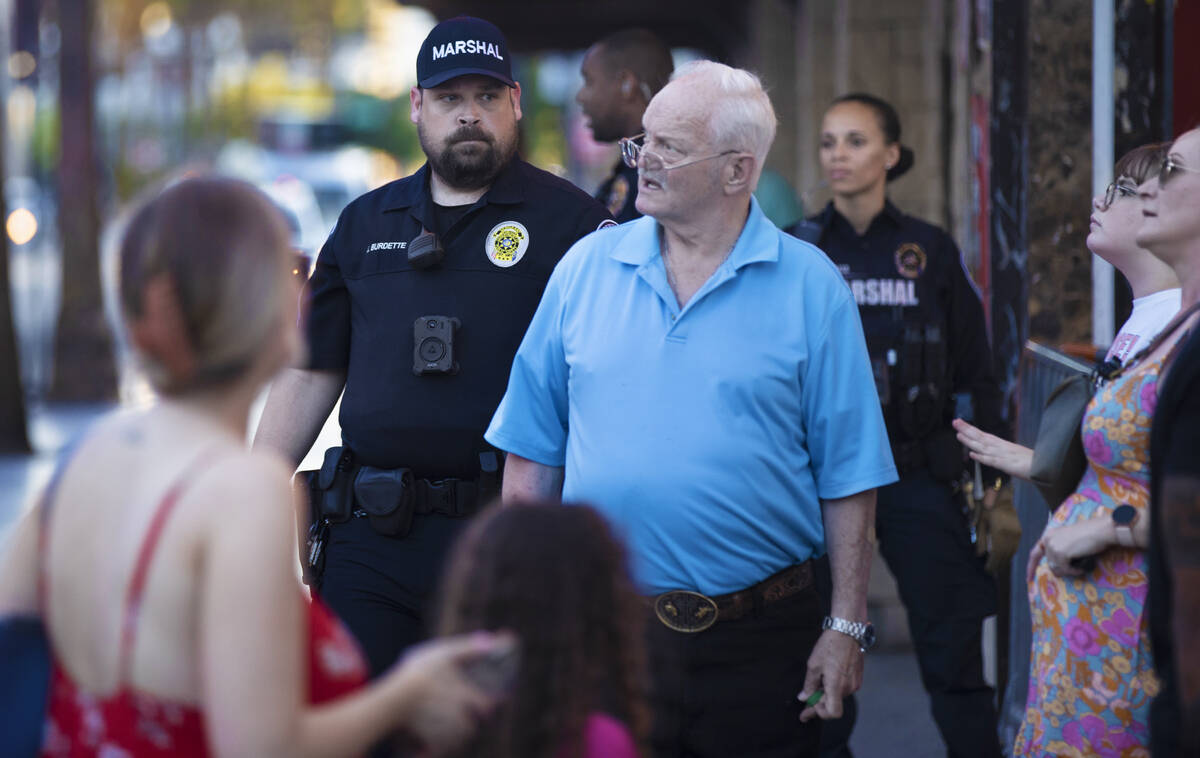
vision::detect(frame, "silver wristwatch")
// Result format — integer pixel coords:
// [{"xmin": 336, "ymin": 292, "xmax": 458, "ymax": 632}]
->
[{"xmin": 822, "ymin": 616, "xmax": 877, "ymax": 653}]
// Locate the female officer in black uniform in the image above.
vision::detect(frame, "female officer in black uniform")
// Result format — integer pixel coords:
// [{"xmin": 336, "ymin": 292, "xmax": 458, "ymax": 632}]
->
[{"xmin": 789, "ymin": 94, "xmax": 1006, "ymax": 758}]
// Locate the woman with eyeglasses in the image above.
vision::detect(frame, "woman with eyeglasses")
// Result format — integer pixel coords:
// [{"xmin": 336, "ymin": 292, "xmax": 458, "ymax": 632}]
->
[
  {"xmin": 997, "ymin": 141, "xmax": 1193, "ymax": 757},
  {"xmin": 951, "ymin": 143, "xmax": 1178, "ymax": 755},
  {"xmin": 786, "ymin": 93, "xmax": 1007, "ymax": 758},
  {"xmin": 953, "ymin": 143, "xmax": 1178, "ymax": 479},
  {"xmin": 1137, "ymin": 127, "xmax": 1200, "ymax": 756},
  {"xmin": 959, "ymin": 138, "xmax": 1200, "ymax": 756}
]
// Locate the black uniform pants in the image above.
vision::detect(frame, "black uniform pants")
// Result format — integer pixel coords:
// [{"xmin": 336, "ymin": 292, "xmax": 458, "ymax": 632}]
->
[
  {"xmin": 317, "ymin": 512, "xmax": 467, "ymax": 677},
  {"xmin": 874, "ymin": 468, "xmax": 1002, "ymax": 758},
  {"xmin": 646, "ymin": 584, "xmax": 824, "ymax": 758}
]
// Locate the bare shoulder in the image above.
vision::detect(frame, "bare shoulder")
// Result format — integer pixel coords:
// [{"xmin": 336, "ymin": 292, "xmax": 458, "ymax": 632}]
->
[
  {"xmin": 0, "ymin": 505, "xmax": 41, "ymax": 613},
  {"xmin": 185, "ymin": 448, "xmax": 295, "ymax": 529}
]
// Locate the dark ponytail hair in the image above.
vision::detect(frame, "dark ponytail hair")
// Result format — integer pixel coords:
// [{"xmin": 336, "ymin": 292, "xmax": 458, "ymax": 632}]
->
[{"xmin": 832, "ymin": 92, "xmax": 914, "ymax": 182}]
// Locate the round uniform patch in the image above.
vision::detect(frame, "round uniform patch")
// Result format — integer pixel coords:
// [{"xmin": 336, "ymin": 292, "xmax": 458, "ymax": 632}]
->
[
  {"xmin": 894, "ymin": 242, "xmax": 927, "ymax": 279},
  {"xmin": 606, "ymin": 174, "xmax": 630, "ymax": 217},
  {"xmin": 485, "ymin": 220, "xmax": 530, "ymax": 268}
]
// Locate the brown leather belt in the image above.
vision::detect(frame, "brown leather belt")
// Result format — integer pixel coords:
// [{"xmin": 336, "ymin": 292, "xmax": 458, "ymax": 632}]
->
[{"xmin": 649, "ymin": 561, "xmax": 814, "ymax": 633}]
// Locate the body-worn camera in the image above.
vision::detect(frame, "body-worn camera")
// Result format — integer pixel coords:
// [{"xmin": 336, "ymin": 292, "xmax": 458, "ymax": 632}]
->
[{"xmin": 413, "ymin": 315, "xmax": 460, "ymax": 375}]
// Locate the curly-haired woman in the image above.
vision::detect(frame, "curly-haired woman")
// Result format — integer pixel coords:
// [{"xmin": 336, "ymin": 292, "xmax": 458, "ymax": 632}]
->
[{"xmin": 436, "ymin": 502, "xmax": 649, "ymax": 758}]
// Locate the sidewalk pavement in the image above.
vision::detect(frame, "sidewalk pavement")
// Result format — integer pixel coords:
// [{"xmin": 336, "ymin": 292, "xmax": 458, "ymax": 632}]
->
[{"xmin": 0, "ymin": 403, "xmax": 948, "ymax": 757}]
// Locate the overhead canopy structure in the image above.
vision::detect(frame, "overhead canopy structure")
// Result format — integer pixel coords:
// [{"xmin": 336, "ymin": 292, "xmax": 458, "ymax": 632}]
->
[{"xmin": 405, "ymin": 0, "xmax": 757, "ymax": 60}]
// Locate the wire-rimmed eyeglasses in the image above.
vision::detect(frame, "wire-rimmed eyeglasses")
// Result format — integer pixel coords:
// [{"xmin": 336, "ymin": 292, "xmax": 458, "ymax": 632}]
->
[
  {"xmin": 618, "ymin": 133, "xmax": 742, "ymax": 172},
  {"xmin": 1159, "ymin": 154, "xmax": 1200, "ymax": 187},
  {"xmin": 1098, "ymin": 181, "xmax": 1138, "ymax": 211}
]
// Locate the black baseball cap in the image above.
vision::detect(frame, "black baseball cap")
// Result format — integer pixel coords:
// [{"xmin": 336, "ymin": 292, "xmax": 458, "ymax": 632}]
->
[{"xmin": 417, "ymin": 16, "xmax": 515, "ymax": 89}]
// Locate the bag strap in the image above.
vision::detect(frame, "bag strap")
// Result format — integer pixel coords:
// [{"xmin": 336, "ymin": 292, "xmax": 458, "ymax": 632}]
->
[{"xmin": 117, "ymin": 447, "xmax": 222, "ymax": 686}]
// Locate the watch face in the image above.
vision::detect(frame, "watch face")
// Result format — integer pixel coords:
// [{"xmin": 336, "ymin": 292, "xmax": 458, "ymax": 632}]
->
[
  {"xmin": 1113, "ymin": 504, "xmax": 1137, "ymax": 525},
  {"xmin": 861, "ymin": 624, "xmax": 877, "ymax": 650}
]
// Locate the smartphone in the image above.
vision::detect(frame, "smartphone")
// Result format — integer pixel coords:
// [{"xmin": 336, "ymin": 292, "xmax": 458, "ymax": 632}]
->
[{"xmin": 461, "ymin": 636, "xmax": 520, "ymax": 696}]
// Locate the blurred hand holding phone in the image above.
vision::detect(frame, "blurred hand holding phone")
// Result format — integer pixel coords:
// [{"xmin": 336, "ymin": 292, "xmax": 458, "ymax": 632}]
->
[{"xmin": 460, "ymin": 633, "xmax": 521, "ymax": 696}]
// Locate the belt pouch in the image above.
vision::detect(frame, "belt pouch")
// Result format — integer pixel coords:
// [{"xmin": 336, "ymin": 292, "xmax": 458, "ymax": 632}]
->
[
  {"xmin": 302, "ymin": 446, "xmax": 355, "ymax": 525},
  {"xmin": 354, "ymin": 466, "xmax": 416, "ymax": 537}
]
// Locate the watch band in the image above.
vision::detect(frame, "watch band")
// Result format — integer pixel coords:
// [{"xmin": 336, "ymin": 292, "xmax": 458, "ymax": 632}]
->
[
  {"xmin": 1115, "ymin": 523, "xmax": 1136, "ymax": 549},
  {"xmin": 1112, "ymin": 504, "xmax": 1138, "ymax": 549},
  {"xmin": 822, "ymin": 616, "xmax": 874, "ymax": 652}
]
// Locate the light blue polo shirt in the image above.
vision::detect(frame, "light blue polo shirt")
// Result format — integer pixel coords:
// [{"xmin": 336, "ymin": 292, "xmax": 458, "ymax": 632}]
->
[{"xmin": 486, "ymin": 198, "xmax": 897, "ymax": 595}]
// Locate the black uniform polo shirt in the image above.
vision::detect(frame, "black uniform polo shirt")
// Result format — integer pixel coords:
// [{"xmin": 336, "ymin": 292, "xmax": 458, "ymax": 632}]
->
[
  {"xmin": 305, "ymin": 158, "xmax": 612, "ymax": 477},
  {"xmin": 789, "ymin": 201, "xmax": 1008, "ymax": 477},
  {"xmin": 595, "ymin": 159, "xmax": 641, "ymax": 223}
]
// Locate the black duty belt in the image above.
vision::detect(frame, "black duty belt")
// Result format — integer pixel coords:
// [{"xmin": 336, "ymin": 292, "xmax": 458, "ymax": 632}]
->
[
  {"xmin": 353, "ymin": 475, "xmax": 485, "ymax": 520},
  {"xmin": 647, "ymin": 561, "xmax": 814, "ymax": 633}
]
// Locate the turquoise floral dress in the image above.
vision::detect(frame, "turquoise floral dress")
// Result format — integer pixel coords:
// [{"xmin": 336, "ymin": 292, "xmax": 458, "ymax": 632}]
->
[{"xmin": 1014, "ymin": 354, "xmax": 1163, "ymax": 757}]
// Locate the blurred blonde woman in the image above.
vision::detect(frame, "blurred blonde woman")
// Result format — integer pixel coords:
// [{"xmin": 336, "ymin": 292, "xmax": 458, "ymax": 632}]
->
[{"xmin": 0, "ymin": 176, "xmax": 506, "ymax": 757}]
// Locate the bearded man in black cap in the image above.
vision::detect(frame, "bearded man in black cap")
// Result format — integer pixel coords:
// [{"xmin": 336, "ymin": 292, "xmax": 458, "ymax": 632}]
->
[{"xmin": 255, "ymin": 15, "xmax": 612, "ymax": 676}]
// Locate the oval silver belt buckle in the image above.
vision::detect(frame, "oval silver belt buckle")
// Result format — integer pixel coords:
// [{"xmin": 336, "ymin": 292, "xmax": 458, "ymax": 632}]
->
[{"xmin": 654, "ymin": 590, "xmax": 719, "ymax": 633}]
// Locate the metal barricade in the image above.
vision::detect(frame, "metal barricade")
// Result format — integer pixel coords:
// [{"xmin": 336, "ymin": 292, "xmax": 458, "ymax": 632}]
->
[{"xmin": 998, "ymin": 341, "xmax": 1095, "ymax": 752}]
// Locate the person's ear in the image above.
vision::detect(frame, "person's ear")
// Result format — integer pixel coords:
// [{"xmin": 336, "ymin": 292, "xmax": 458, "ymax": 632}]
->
[
  {"xmin": 409, "ymin": 86, "xmax": 423, "ymax": 125},
  {"xmin": 618, "ymin": 71, "xmax": 640, "ymax": 100},
  {"xmin": 723, "ymin": 154, "xmax": 756, "ymax": 195},
  {"xmin": 510, "ymin": 81, "xmax": 523, "ymax": 121},
  {"xmin": 884, "ymin": 142, "xmax": 900, "ymax": 171},
  {"xmin": 128, "ymin": 273, "xmax": 197, "ymax": 387}
]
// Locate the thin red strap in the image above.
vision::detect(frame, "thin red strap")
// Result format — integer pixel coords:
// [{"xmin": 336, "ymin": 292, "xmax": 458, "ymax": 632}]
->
[{"xmin": 117, "ymin": 449, "xmax": 222, "ymax": 686}]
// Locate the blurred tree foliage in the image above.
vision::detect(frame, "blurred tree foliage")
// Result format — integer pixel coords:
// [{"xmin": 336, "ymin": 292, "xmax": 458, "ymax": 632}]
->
[
  {"xmin": 516, "ymin": 59, "xmax": 569, "ymax": 175},
  {"xmin": 100, "ymin": 0, "xmax": 355, "ymax": 53},
  {"xmin": 337, "ymin": 91, "xmax": 423, "ymax": 168}
]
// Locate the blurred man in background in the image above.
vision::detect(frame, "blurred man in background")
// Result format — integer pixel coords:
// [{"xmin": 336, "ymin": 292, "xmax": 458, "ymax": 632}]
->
[{"xmin": 576, "ymin": 28, "xmax": 674, "ymax": 222}]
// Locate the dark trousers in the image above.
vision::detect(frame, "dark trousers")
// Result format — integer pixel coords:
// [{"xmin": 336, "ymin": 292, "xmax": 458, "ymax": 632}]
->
[
  {"xmin": 875, "ymin": 468, "xmax": 1002, "ymax": 758},
  {"xmin": 317, "ymin": 513, "xmax": 467, "ymax": 677},
  {"xmin": 646, "ymin": 583, "xmax": 824, "ymax": 758}
]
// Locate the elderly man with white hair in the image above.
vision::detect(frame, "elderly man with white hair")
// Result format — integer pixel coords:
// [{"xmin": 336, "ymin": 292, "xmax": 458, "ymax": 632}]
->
[{"xmin": 486, "ymin": 61, "xmax": 897, "ymax": 756}]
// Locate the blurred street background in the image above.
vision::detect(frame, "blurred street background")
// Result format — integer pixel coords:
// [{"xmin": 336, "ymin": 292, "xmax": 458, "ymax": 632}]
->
[
  {"xmin": 0, "ymin": 1, "xmax": 670, "ymax": 412},
  {"xmin": 0, "ymin": 1, "xmax": 1196, "ymax": 755}
]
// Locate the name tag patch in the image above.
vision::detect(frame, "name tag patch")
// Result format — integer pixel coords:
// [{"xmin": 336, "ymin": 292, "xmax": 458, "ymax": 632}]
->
[{"xmin": 366, "ymin": 241, "xmax": 407, "ymax": 254}]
